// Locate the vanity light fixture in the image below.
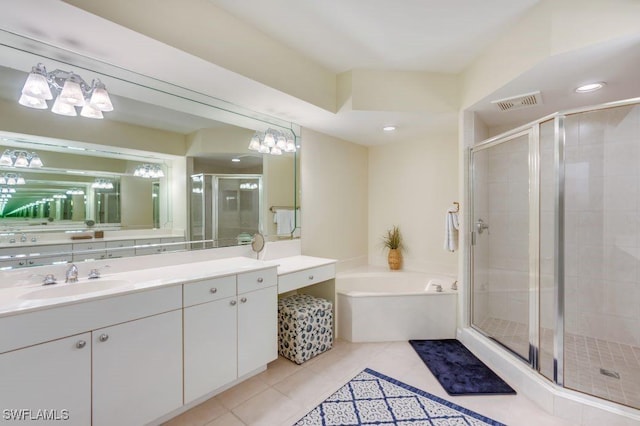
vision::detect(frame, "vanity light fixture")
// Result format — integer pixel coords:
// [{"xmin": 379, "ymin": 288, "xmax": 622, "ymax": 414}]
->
[
  {"xmin": 0, "ymin": 173, "xmax": 26, "ymax": 185},
  {"xmin": 0, "ymin": 150, "xmax": 44, "ymax": 168},
  {"xmin": 91, "ymin": 178, "xmax": 114, "ymax": 189},
  {"xmin": 575, "ymin": 82, "xmax": 606, "ymax": 93},
  {"xmin": 65, "ymin": 188, "xmax": 85, "ymax": 195},
  {"xmin": 19, "ymin": 63, "xmax": 114, "ymax": 119},
  {"xmin": 247, "ymin": 128, "xmax": 297, "ymax": 156},
  {"xmin": 0, "ymin": 187, "xmax": 17, "ymax": 194},
  {"xmin": 134, "ymin": 164, "xmax": 165, "ymax": 178}
]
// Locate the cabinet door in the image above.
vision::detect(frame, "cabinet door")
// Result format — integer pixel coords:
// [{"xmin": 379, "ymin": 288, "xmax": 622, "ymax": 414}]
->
[
  {"xmin": 237, "ymin": 286, "xmax": 278, "ymax": 377},
  {"xmin": 92, "ymin": 310, "xmax": 182, "ymax": 426},
  {"xmin": 184, "ymin": 296, "xmax": 237, "ymax": 404},
  {"xmin": 0, "ymin": 333, "xmax": 91, "ymax": 425}
]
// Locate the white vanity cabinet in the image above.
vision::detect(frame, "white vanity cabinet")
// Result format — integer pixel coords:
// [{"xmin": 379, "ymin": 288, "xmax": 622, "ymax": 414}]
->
[
  {"xmin": 0, "ymin": 332, "xmax": 92, "ymax": 425},
  {"xmin": 237, "ymin": 269, "xmax": 278, "ymax": 377},
  {"xmin": 92, "ymin": 310, "xmax": 183, "ymax": 426},
  {"xmin": 183, "ymin": 276, "xmax": 238, "ymax": 404},
  {"xmin": 183, "ymin": 268, "xmax": 278, "ymax": 403}
]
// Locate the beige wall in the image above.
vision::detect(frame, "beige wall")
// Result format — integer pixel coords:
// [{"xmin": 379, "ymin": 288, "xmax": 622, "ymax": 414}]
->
[
  {"xmin": 369, "ymin": 115, "xmax": 459, "ymax": 274},
  {"xmin": 300, "ymin": 128, "xmax": 368, "ymax": 270}
]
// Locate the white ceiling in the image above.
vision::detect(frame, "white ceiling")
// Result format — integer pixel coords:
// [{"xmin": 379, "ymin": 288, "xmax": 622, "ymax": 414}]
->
[{"xmin": 209, "ymin": 0, "xmax": 540, "ymax": 73}]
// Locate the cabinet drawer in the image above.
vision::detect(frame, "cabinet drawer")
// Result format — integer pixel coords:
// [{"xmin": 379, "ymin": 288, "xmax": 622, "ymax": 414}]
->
[
  {"xmin": 183, "ymin": 275, "xmax": 236, "ymax": 307},
  {"xmin": 237, "ymin": 268, "xmax": 277, "ymax": 294},
  {"xmin": 278, "ymin": 263, "xmax": 336, "ymax": 294}
]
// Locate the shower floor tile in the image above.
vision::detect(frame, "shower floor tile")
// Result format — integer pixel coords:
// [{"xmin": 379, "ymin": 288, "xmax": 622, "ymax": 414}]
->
[{"xmin": 478, "ymin": 317, "xmax": 640, "ymax": 409}]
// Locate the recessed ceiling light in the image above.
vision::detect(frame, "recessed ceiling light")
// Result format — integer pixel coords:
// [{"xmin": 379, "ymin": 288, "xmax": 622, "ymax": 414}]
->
[
  {"xmin": 575, "ymin": 82, "xmax": 606, "ymax": 93},
  {"xmin": 383, "ymin": 126, "xmax": 396, "ymax": 132},
  {"xmin": 231, "ymin": 158, "xmax": 240, "ymax": 162}
]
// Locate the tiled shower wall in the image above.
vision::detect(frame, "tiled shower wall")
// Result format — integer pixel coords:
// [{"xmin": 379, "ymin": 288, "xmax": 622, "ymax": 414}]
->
[{"xmin": 563, "ymin": 104, "xmax": 640, "ymax": 348}]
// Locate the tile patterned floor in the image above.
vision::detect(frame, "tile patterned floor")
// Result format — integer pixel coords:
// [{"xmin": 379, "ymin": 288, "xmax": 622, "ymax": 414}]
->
[
  {"xmin": 478, "ymin": 317, "xmax": 640, "ymax": 409},
  {"xmin": 163, "ymin": 339, "xmax": 578, "ymax": 426}
]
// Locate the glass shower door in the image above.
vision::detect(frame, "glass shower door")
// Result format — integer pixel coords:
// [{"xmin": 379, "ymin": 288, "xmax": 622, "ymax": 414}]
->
[{"xmin": 471, "ymin": 132, "xmax": 532, "ymax": 360}]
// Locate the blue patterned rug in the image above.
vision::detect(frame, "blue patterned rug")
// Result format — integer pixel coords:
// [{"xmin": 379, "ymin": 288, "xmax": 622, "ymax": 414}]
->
[{"xmin": 293, "ymin": 368, "xmax": 506, "ymax": 425}]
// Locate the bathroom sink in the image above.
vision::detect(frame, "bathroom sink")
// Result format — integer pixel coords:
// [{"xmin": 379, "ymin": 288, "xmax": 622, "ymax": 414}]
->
[{"xmin": 22, "ymin": 279, "xmax": 131, "ymax": 300}]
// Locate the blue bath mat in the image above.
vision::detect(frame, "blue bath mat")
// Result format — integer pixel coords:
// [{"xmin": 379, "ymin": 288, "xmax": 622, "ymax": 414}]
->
[
  {"xmin": 409, "ymin": 339, "xmax": 516, "ymax": 396},
  {"xmin": 293, "ymin": 368, "xmax": 506, "ymax": 425}
]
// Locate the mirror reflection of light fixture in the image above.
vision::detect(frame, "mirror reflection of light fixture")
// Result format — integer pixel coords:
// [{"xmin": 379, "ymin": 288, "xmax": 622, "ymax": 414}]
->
[
  {"xmin": 66, "ymin": 188, "xmax": 85, "ymax": 195},
  {"xmin": 0, "ymin": 173, "xmax": 26, "ymax": 185},
  {"xmin": 134, "ymin": 164, "xmax": 165, "ymax": 178},
  {"xmin": 239, "ymin": 183, "xmax": 258, "ymax": 190},
  {"xmin": 53, "ymin": 194, "xmax": 67, "ymax": 199},
  {"xmin": 0, "ymin": 150, "xmax": 44, "ymax": 168},
  {"xmin": 0, "ymin": 187, "xmax": 17, "ymax": 194},
  {"xmin": 19, "ymin": 63, "xmax": 114, "ymax": 119},
  {"xmin": 248, "ymin": 128, "xmax": 297, "ymax": 155},
  {"xmin": 91, "ymin": 178, "xmax": 114, "ymax": 189}
]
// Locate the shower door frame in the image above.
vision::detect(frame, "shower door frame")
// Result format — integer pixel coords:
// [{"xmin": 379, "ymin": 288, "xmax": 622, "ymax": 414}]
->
[
  {"xmin": 468, "ymin": 127, "xmax": 541, "ymax": 371},
  {"xmin": 468, "ymin": 97, "xmax": 640, "ymax": 394}
]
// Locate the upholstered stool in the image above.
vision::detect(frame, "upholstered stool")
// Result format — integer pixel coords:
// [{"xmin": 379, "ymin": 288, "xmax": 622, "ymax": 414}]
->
[{"xmin": 278, "ymin": 294, "xmax": 333, "ymax": 364}]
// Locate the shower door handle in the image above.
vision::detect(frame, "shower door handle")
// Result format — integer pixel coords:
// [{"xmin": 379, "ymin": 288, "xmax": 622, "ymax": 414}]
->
[{"xmin": 475, "ymin": 219, "xmax": 489, "ymax": 234}]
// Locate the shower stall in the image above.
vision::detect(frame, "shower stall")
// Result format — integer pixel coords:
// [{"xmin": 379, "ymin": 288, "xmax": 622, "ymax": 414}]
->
[{"xmin": 470, "ymin": 99, "xmax": 640, "ymax": 410}]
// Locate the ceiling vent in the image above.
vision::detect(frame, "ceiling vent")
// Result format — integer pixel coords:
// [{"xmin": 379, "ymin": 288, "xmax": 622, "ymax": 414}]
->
[{"xmin": 491, "ymin": 91, "xmax": 542, "ymax": 111}]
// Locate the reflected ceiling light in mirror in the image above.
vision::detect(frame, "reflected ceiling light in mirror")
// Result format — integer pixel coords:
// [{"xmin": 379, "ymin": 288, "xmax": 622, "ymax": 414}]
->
[
  {"xmin": 53, "ymin": 194, "xmax": 67, "ymax": 199},
  {"xmin": 383, "ymin": 126, "xmax": 396, "ymax": 132},
  {"xmin": 248, "ymin": 129, "xmax": 297, "ymax": 155},
  {"xmin": 0, "ymin": 174, "xmax": 26, "ymax": 185},
  {"xmin": 134, "ymin": 164, "xmax": 165, "ymax": 178},
  {"xmin": 0, "ymin": 150, "xmax": 44, "ymax": 168},
  {"xmin": 92, "ymin": 178, "xmax": 114, "ymax": 189},
  {"xmin": 0, "ymin": 187, "xmax": 17, "ymax": 194},
  {"xmin": 231, "ymin": 158, "xmax": 241, "ymax": 163},
  {"xmin": 66, "ymin": 188, "xmax": 85, "ymax": 195},
  {"xmin": 20, "ymin": 63, "xmax": 114, "ymax": 119},
  {"xmin": 239, "ymin": 183, "xmax": 258, "ymax": 190}
]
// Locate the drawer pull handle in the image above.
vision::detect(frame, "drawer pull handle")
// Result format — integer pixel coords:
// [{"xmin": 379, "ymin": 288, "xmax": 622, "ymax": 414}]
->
[
  {"xmin": 210, "ymin": 288, "xmax": 218, "ymax": 294},
  {"xmin": 99, "ymin": 334, "xmax": 109, "ymax": 342},
  {"xmin": 76, "ymin": 340, "xmax": 87, "ymax": 349},
  {"xmin": 240, "ymin": 297, "xmax": 247, "ymax": 303},
  {"xmin": 308, "ymin": 275, "xmax": 314, "ymax": 280},
  {"xmin": 230, "ymin": 300, "xmax": 237, "ymax": 306},
  {"xmin": 257, "ymin": 277, "xmax": 264, "ymax": 283}
]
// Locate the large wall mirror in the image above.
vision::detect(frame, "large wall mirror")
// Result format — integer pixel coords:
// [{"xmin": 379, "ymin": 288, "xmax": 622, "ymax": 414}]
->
[{"xmin": 0, "ymin": 29, "xmax": 300, "ymax": 268}]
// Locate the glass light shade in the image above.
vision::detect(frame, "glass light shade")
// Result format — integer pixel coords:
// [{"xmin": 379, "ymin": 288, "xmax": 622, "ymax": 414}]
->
[
  {"xmin": 270, "ymin": 146, "xmax": 283, "ymax": 155},
  {"xmin": 285, "ymin": 140, "xmax": 297, "ymax": 153},
  {"xmin": 19, "ymin": 94, "xmax": 48, "ymax": 109},
  {"xmin": 258, "ymin": 144, "xmax": 270, "ymax": 154},
  {"xmin": 89, "ymin": 85, "xmax": 114, "ymax": 111},
  {"xmin": 28, "ymin": 153, "xmax": 43, "ymax": 168},
  {"xmin": 248, "ymin": 135, "xmax": 261, "ymax": 151},
  {"xmin": 80, "ymin": 103, "xmax": 104, "ymax": 119},
  {"xmin": 263, "ymin": 132, "xmax": 276, "ymax": 148},
  {"xmin": 14, "ymin": 152, "xmax": 29, "ymax": 167},
  {"xmin": 51, "ymin": 95, "xmax": 78, "ymax": 116},
  {"xmin": 0, "ymin": 151, "xmax": 12, "ymax": 166},
  {"xmin": 6, "ymin": 177, "xmax": 16, "ymax": 185},
  {"xmin": 8, "ymin": 188, "xmax": 15, "ymax": 193},
  {"xmin": 0, "ymin": 177, "xmax": 5, "ymax": 185},
  {"xmin": 59, "ymin": 80, "xmax": 85, "ymax": 106},
  {"xmin": 16, "ymin": 176, "xmax": 26, "ymax": 185},
  {"xmin": 0, "ymin": 188, "xmax": 7, "ymax": 193},
  {"xmin": 22, "ymin": 71, "xmax": 53, "ymax": 100},
  {"xmin": 276, "ymin": 135, "xmax": 287, "ymax": 150},
  {"xmin": 53, "ymin": 194, "xmax": 67, "ymax": 199},
  {"xmin": 153, "ymin": 168, "xmax": 165, "ymax": 178}
]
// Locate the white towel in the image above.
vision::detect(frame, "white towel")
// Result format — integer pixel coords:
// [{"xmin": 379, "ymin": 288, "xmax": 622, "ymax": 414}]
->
[
  {"xmin": 274, "ymin": 209, "xmax": 295, "ymax": 235},
  {"xmin": 444, "ymin": 206, "xmax": 459, "ymax": 252}
]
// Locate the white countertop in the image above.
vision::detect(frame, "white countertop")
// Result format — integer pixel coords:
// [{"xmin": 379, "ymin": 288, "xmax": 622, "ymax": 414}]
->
[
  {"xmin": 0, "ymin": 256, "xmax": 273, "ymax": 317},
  {"xmin": 0, "ymin": 254, "xmax": 337, "ymax": 318},
  {"xmin": 266, "ymin": 255, "xmax": 336, "ymax": 275}
]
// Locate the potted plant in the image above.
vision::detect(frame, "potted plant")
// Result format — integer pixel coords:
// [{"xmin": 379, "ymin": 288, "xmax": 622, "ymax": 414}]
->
[{"xmin": 382, "ymin": 225, "xmax": 403, "ymax": 270}]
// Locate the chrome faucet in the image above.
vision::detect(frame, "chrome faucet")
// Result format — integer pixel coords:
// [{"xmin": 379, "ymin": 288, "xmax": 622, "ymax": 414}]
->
[
  {"xmin": 20, "ymin": 233, "xmax": 27, "ymax": 243},
  {"xmin": 65, "ymin": 264, "xmax": 79, "ymax": 283}
]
